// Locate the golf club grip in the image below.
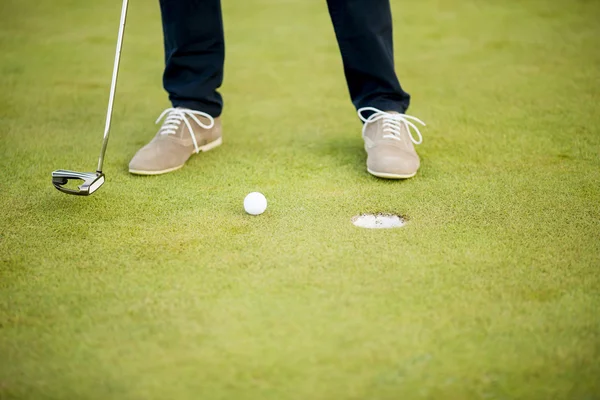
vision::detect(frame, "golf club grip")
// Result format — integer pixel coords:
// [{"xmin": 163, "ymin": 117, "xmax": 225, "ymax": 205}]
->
[{"xmin": 97, "ymin": 0, "xmax": 129, "ymax": 173}]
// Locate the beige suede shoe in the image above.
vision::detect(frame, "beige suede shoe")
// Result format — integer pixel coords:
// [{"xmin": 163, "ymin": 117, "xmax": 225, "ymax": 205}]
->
[
  {"xmin": 358, "ymin": 107, "xmax": 426, "ymax": 179},
  {"xmin": 129, "ymin": 107, "xmax": 222, "ymax": 175}
]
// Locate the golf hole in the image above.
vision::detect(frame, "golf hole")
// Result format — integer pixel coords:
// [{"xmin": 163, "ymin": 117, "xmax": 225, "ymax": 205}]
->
[{"xmin": 352, "ymin": 213, "xmax": 406, "ymax": 229}]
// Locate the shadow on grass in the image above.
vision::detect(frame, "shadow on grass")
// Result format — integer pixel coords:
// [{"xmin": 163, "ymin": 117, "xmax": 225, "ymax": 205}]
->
[
  {"xmin": 316, "ymin": 136, "xmax": 366, "ymax": 174},
  {"xmin": 316, "ymin": 136, "xmax": 433, "ymax": 185}
]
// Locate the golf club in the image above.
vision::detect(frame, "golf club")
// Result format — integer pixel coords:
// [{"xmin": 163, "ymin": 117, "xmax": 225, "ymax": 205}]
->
[{"xmin": 52, "ymin": 0, "xmax": 128, "ymax": 196}]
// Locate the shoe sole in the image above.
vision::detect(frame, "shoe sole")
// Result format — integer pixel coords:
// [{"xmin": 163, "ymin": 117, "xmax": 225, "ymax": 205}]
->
[
  {"xmin": 129, "ymin": 137, "xmax": 223, "ymax": 176},
  {"xmin": 367, "ymin": 168, "xmax": 417, "ymax": 179}
]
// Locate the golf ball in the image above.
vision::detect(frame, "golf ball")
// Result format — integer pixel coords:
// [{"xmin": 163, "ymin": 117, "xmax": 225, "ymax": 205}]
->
[{"xmin": 244, "ymin": 192, "xmax": 267, "ymax": 215}]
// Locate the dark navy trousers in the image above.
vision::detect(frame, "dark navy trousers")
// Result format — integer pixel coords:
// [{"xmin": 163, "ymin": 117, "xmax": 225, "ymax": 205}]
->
[{"xmin": 159, "ymin": 0, "xmax": 411, "ymax": 117}]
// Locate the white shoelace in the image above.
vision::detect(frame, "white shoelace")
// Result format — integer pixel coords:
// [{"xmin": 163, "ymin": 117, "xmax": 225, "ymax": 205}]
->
[
  {"xmin": 358, "ymin": 107, "xmax": 426, "ymax": 145},
  {"xmin": 156, "ymin": 107, "xmax": 215, "ymax": 153}
]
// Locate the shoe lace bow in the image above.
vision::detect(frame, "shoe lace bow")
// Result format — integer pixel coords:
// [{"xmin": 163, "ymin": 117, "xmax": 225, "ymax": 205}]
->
[
  {"xmin": 358, "ymin": 107, "xmax": 425, "ymax": 144},
  {"xmin": 156, "ymin": 108, "xmax": 215, "ymax": 153}
]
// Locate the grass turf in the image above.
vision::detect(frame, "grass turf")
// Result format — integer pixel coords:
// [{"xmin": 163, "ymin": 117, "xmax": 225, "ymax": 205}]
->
[{"xmin": 1, "ymin": 0, "xmax": 599, "ymax": 399}]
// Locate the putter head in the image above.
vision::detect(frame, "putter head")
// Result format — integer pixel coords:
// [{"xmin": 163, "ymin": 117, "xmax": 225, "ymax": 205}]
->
[{"xmin": 52, "ymin": 170, "xmax": 105, "ymax": 196}]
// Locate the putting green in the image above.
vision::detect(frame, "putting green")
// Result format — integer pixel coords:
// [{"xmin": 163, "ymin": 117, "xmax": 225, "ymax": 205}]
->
[{"xmin": 1, "ymin": 0, "xmax": 599, "ymax": 399}]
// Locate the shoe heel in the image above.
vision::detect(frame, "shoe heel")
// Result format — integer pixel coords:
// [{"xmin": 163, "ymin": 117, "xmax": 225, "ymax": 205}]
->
[{"xmin": 199, "ymin": 137, "xmax": 222, "ymax": 152}]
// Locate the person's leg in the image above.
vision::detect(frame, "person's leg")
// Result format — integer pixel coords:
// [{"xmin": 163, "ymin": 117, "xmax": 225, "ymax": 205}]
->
[
  {"xmin": 326, "ymin": 0, "xmax": 410, "ymax": 115},
  {"xmin": 327, "ymin": 0, "xmax": 425, "ymax": 180},
  {"xmin": 160, "ymin": 0, "xmax": 225, "ymax": 117},
  {"xmin": 129, "ymin": 0, "xmax": 224, "ymax": 175}
]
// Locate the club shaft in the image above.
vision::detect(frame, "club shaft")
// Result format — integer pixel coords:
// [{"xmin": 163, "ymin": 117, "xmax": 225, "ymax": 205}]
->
[{"xmin": 97, "ymin": 0, "xmax": 129, "ymax": 173}]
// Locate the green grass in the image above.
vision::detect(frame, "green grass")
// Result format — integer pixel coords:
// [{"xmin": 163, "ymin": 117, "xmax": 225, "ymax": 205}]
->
[{"xmin": 1, "ymin": 0, "xmax": 599, "ymax": 399}]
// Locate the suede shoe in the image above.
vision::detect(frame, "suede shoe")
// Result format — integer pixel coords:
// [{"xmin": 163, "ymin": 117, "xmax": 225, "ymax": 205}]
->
[
  {"xmin": 129, "ymin": 107, "xmax": 222, "ymax": 175},
  {"xmin": 358, "ymin": 107, "xmax": 426, "ymax": 179}
]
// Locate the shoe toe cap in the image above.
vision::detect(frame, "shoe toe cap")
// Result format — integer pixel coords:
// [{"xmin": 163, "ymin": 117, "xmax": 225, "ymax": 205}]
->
[
  {"xmin": 129, "ymin": 140, "xmax": 188, "ymax": 173},
  {"xmin": 367, "ymin": 147, "xmax": 420, "ymax": 178}
]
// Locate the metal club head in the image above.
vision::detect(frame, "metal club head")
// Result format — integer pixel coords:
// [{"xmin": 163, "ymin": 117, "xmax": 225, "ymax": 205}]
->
[{"xmin": 51, "ymin": 170, "xmax": 105, "ymax": 196}]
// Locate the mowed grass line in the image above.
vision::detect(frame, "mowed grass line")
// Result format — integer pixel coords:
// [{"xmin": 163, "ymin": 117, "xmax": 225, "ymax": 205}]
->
[{"xmin": 1, "ymin": 0, "xmax": 599, "ymax": 399}]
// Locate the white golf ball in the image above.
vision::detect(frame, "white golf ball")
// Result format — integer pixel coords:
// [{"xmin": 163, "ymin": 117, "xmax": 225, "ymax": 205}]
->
[{"xmin": 244, "ymin": 192, "xmax": 267, "ymax": 215}]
